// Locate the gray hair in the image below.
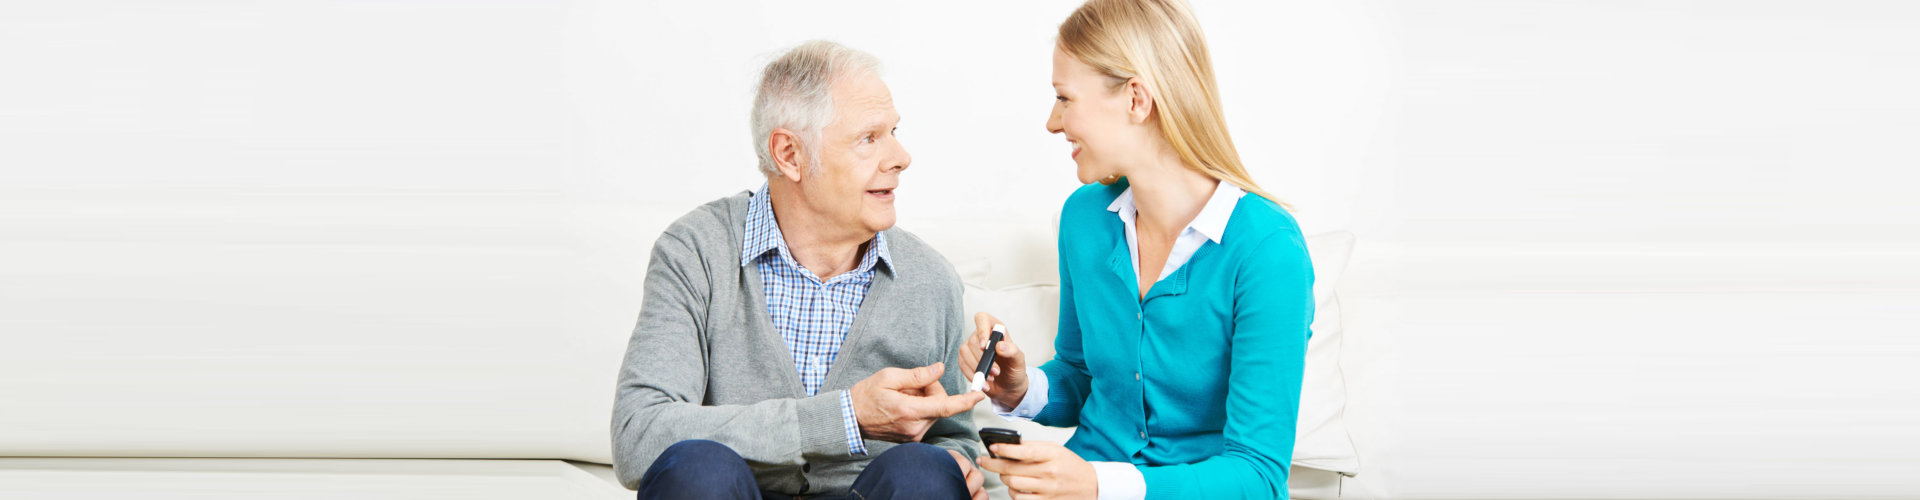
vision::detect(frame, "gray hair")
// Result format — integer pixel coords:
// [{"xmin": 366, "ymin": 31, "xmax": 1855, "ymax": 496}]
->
[{"xmin": 751, "ymin": 40, "xmax": 883, "ymax": 176}]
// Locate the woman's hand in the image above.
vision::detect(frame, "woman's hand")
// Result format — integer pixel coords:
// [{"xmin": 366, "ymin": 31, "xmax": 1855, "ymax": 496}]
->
[
  {"xmin": 957, "ymin": 312, "xmax": 1031, "ymax": 409},
  {"xmin": 977, "ymin": 440, "xmax": 1098, "ymax": 500}
]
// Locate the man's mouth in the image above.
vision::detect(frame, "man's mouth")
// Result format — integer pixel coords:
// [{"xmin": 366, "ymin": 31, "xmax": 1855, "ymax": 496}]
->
[{"xmin": 867, "ymin": 188, "xmax": 895, "ymax": 199}]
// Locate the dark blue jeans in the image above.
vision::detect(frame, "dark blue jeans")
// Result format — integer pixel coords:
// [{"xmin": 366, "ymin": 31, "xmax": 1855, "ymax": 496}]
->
[{"xmin": 637, "ymin": 439, "xmax": 969, "ymax": 500}]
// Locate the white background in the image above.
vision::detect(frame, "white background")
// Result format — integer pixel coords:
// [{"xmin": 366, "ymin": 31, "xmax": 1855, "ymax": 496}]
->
[{"xmin": 3, "ymin": 0, "xmax": 1918, "ymax": 498}]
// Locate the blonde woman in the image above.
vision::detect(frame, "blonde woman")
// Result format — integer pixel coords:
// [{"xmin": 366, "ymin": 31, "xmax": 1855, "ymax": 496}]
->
[{"xmin": 960, "ymin": 0, "xmax": 1313, "ymax": 498}]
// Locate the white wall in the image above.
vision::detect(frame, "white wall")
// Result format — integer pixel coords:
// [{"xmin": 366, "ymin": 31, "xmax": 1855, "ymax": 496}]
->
[{"xmin": 3, "ymin": 0, "xmax": 1917, "ymax": 498}]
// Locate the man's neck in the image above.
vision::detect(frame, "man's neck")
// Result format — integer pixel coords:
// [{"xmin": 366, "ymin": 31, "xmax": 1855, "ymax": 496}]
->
[{"xmin": 768, "ymin": 182, "xmax": 872, "ymax": 281}]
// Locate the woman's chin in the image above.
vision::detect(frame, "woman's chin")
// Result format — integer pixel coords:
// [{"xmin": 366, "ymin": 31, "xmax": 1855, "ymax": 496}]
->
[{"xmin": 1076, "ymin": 166, "xmax": 1101, "ymax": 185}]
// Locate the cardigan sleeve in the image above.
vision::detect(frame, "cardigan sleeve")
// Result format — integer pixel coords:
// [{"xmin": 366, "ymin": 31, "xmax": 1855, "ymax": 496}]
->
[
  {"xmin": 1034, "ymin": 214, "xmax": 1096, "ymax": 428},
  {"xmin": 1136, "ymin": 230, "xmax": 1314, "ymax": 500}
]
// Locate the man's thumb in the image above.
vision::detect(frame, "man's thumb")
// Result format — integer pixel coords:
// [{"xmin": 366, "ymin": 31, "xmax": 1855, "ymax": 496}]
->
[{"xmin": 915, "ymin": 362, "xmax": 945, "ymax": 385}]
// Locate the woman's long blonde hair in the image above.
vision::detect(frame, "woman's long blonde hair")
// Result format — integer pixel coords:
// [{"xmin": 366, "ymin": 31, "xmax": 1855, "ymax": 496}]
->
[{"xmin": 1058, "ymin": 0, "xmax": 1286, "ymax": 208}]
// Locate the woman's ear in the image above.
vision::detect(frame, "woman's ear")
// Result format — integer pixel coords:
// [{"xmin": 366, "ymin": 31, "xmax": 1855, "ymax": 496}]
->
[
  {"xmin": 767, "ymin": 128, "xmax": 808, "ymax": 182},
  {"xmin": 1126, "ymin": 78, "xmax": 1155, "ymax": 124}
]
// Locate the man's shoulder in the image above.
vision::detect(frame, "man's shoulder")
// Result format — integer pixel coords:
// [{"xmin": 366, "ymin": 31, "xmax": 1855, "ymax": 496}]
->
[
  {"xmin": 878, "ymin": 226, "xmax": 961, "ymax": 293},
  {"xmin": 651, "ymin": 190, "xmax": 752, "ymax": 259}
]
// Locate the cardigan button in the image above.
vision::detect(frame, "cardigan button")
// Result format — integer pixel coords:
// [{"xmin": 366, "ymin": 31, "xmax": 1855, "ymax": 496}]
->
[
  {"xmin": 1139, "ymin": 431, "xmax": 1147, "ymax": 439},
  {"xmin": 1135, "ymin": 372, "xmax": 1141, "ymax": 381}
]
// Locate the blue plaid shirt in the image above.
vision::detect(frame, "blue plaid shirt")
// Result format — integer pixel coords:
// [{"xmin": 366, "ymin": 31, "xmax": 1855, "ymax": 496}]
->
[{"xmin": 740, "ymin": 184, "xmax": 888, "ymax": 456}]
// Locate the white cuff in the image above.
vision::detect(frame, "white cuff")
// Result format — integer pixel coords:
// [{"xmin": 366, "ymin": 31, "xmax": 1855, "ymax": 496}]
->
[
  {"xmin": 991, "ymin": 366, "xmax": 1050, "ymax": 421},
  {"xmin": 1089, "ymin": 461, "xmax": 1147, "ymax": 500}
]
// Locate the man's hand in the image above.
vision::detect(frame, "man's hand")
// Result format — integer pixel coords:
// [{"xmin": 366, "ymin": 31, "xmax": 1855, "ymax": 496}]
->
[
  {"xmin": 850, "ymin": 362, "xmax": 985, "ymax": 443},
  {"xmin": 950, "ymin": 449, "xmax": 987, "ymax": 500},
  {"xmin": 976, "ymin": 440, "xmax": 1097, "ymax": 500},
  {"xmin": 958, "ymin": 312, "xmax": 1031, "ymax": 409}
]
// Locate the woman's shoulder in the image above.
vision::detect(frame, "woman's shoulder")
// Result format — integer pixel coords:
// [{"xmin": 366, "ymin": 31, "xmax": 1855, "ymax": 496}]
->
[{"xmin": 1225, "ymin": 193, "xmax": 1308, "ymax": 255}]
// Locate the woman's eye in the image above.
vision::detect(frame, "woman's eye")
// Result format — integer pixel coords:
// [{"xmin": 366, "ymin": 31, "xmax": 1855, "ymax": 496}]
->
[{"xmin": 1055, "ymin": 95, "xmax": 1068, "ymax": 103}]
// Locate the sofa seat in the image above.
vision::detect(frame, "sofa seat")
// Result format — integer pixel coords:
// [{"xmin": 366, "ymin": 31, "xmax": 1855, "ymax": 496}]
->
[{"xmin": 0, "ymin": 458, "xmax": 631, "ymax": 500}]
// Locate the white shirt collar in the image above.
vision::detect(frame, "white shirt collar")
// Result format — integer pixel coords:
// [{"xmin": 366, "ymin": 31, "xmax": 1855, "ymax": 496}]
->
[{"xmin": 1107, "ymin": 181, "xmax": 1244, "ymax": 244}]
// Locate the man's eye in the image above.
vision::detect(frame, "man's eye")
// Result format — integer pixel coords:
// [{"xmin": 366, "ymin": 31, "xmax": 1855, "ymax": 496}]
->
[{"xmin": 861, "ymin": 135, "xmax": 875, "ymax": 144}]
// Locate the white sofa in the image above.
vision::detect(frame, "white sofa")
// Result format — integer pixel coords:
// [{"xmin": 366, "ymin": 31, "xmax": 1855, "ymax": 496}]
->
[
  {"xmin": 9, "ymin": 195, "xmax": 1903, "ymax": 499},
  {"xmin": 0, "ymin": 199, "xmax": 1367, "ymax": 499}
]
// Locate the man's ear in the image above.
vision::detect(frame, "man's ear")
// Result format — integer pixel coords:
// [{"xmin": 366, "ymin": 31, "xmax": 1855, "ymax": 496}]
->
[
  {"xmin": 1125, "ymin": 78, "xmax": 1155, "ymax": 124},
  {"xmin": 768, "ymin": 128, "xmax": 808, "ymax": 183}
]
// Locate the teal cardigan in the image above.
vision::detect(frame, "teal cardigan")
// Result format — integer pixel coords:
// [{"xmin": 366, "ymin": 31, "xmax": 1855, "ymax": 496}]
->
[{"xmin": 1035, "ymin": 181, "xmax": 1314, "ymax": 500}]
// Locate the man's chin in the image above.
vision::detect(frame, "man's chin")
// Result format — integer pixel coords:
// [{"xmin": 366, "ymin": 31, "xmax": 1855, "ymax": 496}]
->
[{"xmin": 863, "ymin": 213, "xmax": 896, "ymax": 234}]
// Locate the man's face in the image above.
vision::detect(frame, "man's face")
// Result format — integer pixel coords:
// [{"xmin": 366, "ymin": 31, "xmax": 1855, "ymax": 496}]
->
[{"xmin": 801, "ymin": 69, "xmax": 910, "ymax": 238}]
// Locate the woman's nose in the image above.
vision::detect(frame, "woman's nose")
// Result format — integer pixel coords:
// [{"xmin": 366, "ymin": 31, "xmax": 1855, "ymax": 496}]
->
[{"xmin": 1052, "ymin": 101, "xmax": 1067, "ymax": 134}]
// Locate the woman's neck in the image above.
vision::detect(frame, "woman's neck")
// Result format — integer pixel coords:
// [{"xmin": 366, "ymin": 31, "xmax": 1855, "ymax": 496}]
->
[{"xmin": 1124, "ymin": 149, "xmax": 1219, "ymax": 241}]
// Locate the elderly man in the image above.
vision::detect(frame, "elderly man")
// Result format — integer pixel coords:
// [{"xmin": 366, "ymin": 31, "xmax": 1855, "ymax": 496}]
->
[{"xmin": 612, "ymin": 41, "xmax": 987, "ymax": 500}]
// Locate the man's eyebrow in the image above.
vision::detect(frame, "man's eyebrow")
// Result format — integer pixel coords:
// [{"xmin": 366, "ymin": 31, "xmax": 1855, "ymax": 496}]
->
[{"xmin": 859, "ymin": 115, "xmax": 900, "ymax": 132}]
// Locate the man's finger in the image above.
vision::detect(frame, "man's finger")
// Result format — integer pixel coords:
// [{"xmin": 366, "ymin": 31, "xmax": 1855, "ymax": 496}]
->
[
  {"xmin": 873, "ymin": 366, "xmax": 915, "ymax": 389},
  {"xmin": 963, "ymin": 454, "xmax": 986, "ymax": 500},
  {"xmin": 948, "ymin": 449, "xmax": 970, "ymax": 468},
  {"xmin": 910, "ymin": 422, "xmax": 932, "ymax": 443},
  {"xmin": 923, "ymin": 374, "xmax": 951, "ymax": 398},
  {"xmin": 879, "ymin": 363, "xmax": 943, "ymax": 391},
  {"xmin": 948, "ymin": 450, "xmax": 983, "ymax": 500},
  {"xmin": 936, "ymin": 391, "xmax": 986, "ymax": 416},
  {"xmin": 900, "ymin": 390, "xmax": 983, "ymax": 418},
  {"xmin": 948, "ymin": 449, "xmax": 985, "ymax": 495},
  {"xmin": 908, "ymin": 362, "xmax": 944, "ymax": 389}
]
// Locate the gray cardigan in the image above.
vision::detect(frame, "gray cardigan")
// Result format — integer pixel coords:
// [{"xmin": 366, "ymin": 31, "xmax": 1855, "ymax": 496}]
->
[{"xmin": 612, "ymin": 190, "xmax": 980, "ymax": 494}]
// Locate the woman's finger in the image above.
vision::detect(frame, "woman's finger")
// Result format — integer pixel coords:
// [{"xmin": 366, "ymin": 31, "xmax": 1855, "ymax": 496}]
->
[
  {"xmin": 988, "ymin": 454, "xmax": 1053, "ymax": 478},
  {"xmin": 1001, "ymin": 473, "xmax": 1052, "ymax": 496},
  {"xmin": 997, "ymin": 335, "xmax": 1025, "ymax": 368},
  {"xmin": 959, "ymin": 313, "xmax": 999, "ymax": 382},
  {"xmin": 972, "ymin": 312, "xmax": 998, "ymax": 348},
  {"xmin": 991, "ymin": 442, "xmax": 1050, "ymax": 463}
]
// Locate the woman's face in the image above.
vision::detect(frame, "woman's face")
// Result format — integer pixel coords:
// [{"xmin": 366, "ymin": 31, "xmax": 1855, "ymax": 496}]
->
[{"xmin": 1046, "ymin": 46, "xmax": 1142, "ymax": 184}]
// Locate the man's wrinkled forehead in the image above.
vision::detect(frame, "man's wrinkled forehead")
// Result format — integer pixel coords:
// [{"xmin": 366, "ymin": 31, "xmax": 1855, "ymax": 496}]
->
[{"xmin": 831, "ymin": 71, "xmax": 899, "ymax": 129}]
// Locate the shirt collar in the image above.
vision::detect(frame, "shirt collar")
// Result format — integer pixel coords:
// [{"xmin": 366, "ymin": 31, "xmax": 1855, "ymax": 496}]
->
[
  {"xmin": 742, "ymin": 184, "xmax": 892, "ymax": 274},
  {"xmin": 1189, "ymin": 182, "xmax": 1244, "ymax": 244},
  {"xmin": 1107, "ymin": 181, "xmax": 1244, "ymax": 244}
]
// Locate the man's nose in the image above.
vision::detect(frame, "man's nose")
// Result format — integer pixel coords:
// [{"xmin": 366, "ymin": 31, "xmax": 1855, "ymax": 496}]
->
[{"xmin": 889, "ymin": 137, "xmax": 911, "ymax": 172}]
